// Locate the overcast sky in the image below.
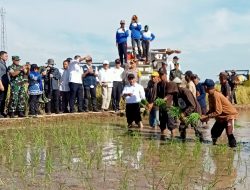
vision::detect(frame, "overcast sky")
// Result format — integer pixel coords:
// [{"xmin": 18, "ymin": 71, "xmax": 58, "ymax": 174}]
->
[{"xmin": 1, "ymin": 0, "xmax": 250, "ymax": 80}]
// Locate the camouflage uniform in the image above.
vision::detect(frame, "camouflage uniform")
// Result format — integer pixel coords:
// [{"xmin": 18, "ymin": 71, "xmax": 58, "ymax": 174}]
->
[{"xmin": 8, "ymin": 63, "xmax": 27, "ymax": 113}]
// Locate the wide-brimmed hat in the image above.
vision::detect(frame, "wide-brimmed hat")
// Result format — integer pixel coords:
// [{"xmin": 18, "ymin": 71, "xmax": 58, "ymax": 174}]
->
[{"xmin": 47, "ymin": 59, "xmax": 55, "ymax": 65}]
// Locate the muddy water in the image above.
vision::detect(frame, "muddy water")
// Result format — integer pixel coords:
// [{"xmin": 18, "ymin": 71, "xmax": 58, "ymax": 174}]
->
[{"xmin": 0, "ymin": 112, "xmax": 249, "ymax": 189}]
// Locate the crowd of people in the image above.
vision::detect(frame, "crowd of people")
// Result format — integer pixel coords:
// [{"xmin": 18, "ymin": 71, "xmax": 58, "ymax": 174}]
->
[
  {"xmin": 140, "ymin": 64, "xmax": 239, "ymax": 147},
  {"xmin": 116, "ymin": 15, "xmax": 155, "ymax": 65},
  {"xmin": 0, "ymin": 14, "xmax": 241, "ymax": 148}
]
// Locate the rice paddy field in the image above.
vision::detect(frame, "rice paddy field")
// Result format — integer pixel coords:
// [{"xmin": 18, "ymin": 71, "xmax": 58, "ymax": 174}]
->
[{"xmin": 0, "ymin": 112, "xmax": 249, "ymax": 190}]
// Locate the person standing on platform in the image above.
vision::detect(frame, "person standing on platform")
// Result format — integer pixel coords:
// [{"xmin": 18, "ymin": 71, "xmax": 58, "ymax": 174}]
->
[
  {"xmin": 141, "ymin": 25, "xmax": 155, "ymax": 64},
  {"xmin": 129, "ymin": 15, "xmax": 142, "ymax": 59},
  {"xmin": 116, "ymin": 20, "xmax": 129, "ymax": 66}
]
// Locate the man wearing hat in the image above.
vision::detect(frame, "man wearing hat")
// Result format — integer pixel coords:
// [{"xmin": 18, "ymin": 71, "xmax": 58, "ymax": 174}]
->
[
  {"xmin": 7, "ymin": 56, "xmax": 29, "ymax": 117},
  {"xmin": 201, "ymin": 79, "xmax": 238, "ymax": 147},
  {"xmin": 98, "ymin": 60, "xmax": 113, "ymax": 111},
  {"xmin": 116, "ymin": 20, "xmax": 129, "ymax": 65},
  {"xmin": 145, "ymin": 71, "xmax": 160, "ymax": 128},
  {"xmin": 82, "ymin": 56, "xmax": 98, "ymax": 112},
  {"xmin": 122, "ymin": 73, "xmax": 145, "ymax": 128},
  {"xmin": 111, "ymin": 58, "xmax": 124, "ymax": 112},
  {"xmin": 43, "ymin": 58, "xmax": 61, "ymax": 114}
]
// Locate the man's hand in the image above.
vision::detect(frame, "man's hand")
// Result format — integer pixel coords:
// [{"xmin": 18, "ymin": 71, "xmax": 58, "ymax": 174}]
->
[
  {"xmin": 49, "ymin": 74, "xmax": 53, "ymax": 78},
  {"xmin": 88, "ymin": 67, "xmax": 94, "ymax": 74},
  {"xmin": 147, "ymin": 103, "xmax": 153, "ymax": 112},
  {"xmin": 200, "ymin": 115, "xmax": 209, "ymax": 122},
  {"xmin": 0, "ymin": 85, "xmax": 4, "ymax": 91},
  {"xmin": 180, "ymin": 113, "xmax": 186, "ymax": 123}
]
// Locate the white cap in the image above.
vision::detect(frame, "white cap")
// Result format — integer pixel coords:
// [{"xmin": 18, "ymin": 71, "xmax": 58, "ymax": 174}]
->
[
  {"xmin": 172, "ymin": 77, "xmax": 182, "ymax": 84},
  {"xmin": 103, "ymin": 60, "xmax": 109, "ymax": 65}
]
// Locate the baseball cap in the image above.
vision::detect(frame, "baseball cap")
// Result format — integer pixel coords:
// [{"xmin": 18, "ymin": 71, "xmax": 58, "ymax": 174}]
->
[
  {"xmin": 202, "ymin": 79, "xmax": 215, "ymax": 89},
  {"xmin": 103, "ymin": 60, "xmax": 109, "ymax": 65},
  {"xmin": 12, "ymin": 56, "xmax": 21, "ymax": 61},
  {"xmin": 173, "ymin": 56, "xmax": 179, "ymax": 59},
  {"xmin": 151, "ymin": 71, "xmax": 159, "ymax": 77},
  {"xmin": 120, "ymin": 20, "xmax": 125, "ymax": 24}
]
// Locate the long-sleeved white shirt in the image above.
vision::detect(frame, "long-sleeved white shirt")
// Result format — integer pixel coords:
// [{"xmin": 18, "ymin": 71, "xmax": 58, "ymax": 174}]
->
[
  {"xmin": 68, "ymin": 60, "xmax": 83, "ymax": 84},
  {"xmin": 59, "ymin": 68, "xmax": 70, "ymax": 91},
  {"xmin": 98, "ymin": 68, "xmax": 113, "ymax": 87},
  {"xmin": 122, "ymin": 83, "xmax": 145, "ymax": 104},
  {"xmin": 110, "ymin": 67, "xmax": 124, "ymax": 82}
]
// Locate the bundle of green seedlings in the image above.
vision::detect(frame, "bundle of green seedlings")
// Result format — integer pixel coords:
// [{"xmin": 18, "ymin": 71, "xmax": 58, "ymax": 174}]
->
[
  {"xmin": 154, "ymin": 98, "xmax": 167, "ymax": 110},
  {"xmin": 168, "ymin": 106, "xmax": 200, "ymax": 126},
  {"xmin": 140, "ymin": 99, "xmax": 149, "ymax": 116}
]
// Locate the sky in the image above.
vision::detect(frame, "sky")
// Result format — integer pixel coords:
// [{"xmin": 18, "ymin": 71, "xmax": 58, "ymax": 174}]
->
[{"xmin": 1, "ymin": 0, "xmax": 250, "ymax": 81}]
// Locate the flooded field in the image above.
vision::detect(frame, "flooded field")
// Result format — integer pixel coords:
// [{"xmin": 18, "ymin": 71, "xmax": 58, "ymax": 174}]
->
[{"xmin": 0, "ymin": 112, "xmax": 249, "ymax": 190}]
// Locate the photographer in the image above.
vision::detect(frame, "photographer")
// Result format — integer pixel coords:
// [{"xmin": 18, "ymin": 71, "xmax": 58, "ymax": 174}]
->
[
  {"xmin": 129, "ymin": 15, "xmax": 142, "ymax": 59},
  {"xmin": 43, "ymin": 59, "xmax": 61, "ymax": 114}
]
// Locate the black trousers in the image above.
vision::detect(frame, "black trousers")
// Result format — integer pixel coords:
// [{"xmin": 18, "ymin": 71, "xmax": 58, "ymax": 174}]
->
[
  {"xmin": 159, "ymin": 109, "xmax": 168, "ymax": 132},
  {"xmin": 126, "ymin": 103, "xmax": 141, "ymax": 125},
  {"xmin": 0, "ymin": 84, "xmax": 8, "ymax": 115},
  {"xmin": 29, "ymin": 95, "xmax": 40, "ymax": 115},
  {"xmin": 142, "ymin": 40, "xmax": 150, "ymax": 60},
  {"xmin": 69, "ymin": 82, "xmax": 83, "ymax": 112},
  {"xmin": 118, "ymin": 42, "xmax": 127, "ymax": 65},
  {"xmin": 60, "ymin": 91, "xmax": 70, "ymax": 113},
  {"xmin": 211, "ymin": 120, "xmax": 236, "ymax": 147},
  {"xmin": 131, "ymin": 38, "xmax": 142, "ymax": 58},
  {"xmin": 45, "ymin": 89, "xmax": 60, "ymax": 113},
  {"xmin": 83, "ymin": 86, "xmax": 97, "ymax": 111},
  {"xmin": 112, "ymin": 81, "xmax": 123, "ymax": 110}
]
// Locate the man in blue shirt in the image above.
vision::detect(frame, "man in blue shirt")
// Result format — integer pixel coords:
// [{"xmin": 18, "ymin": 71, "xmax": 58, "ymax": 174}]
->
[{"xmin": 116, "ymin": 20, "xmax": 129, "ymax": 65}]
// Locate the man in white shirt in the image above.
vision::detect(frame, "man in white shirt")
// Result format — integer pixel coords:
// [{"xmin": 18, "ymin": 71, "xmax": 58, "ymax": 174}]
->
[
  {"xmin": 68, "ymin": 55, "xmax": 84, "ymax": 113},
  {"xmin": 111, "ymin": 59, "xmax": 124, "ymax": 112},
  {"xmin": 98, "ymin": 60, "xmax": 113, "ymax": 111},
  {"xmin": 59, "ymin": 60, "xmax": 70, "ymax": 113},
  {"xmin": 122, "ymin": 73, "xmax": 145, "ymax": 128}
]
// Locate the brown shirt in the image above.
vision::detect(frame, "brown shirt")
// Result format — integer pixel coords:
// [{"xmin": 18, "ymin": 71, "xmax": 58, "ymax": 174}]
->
[{"xmin": 207, "ymin": 90, "xmax": 238, "ymax": 121}]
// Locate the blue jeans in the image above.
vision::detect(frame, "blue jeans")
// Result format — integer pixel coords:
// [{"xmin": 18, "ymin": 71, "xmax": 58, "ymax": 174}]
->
[
  {"xmin": 149, "ymin": 107, "xmax": 159, "ymax": 127},
  {"xmin": 131, "ymin": 38, "xmax": 142, "ymax": 58}
]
